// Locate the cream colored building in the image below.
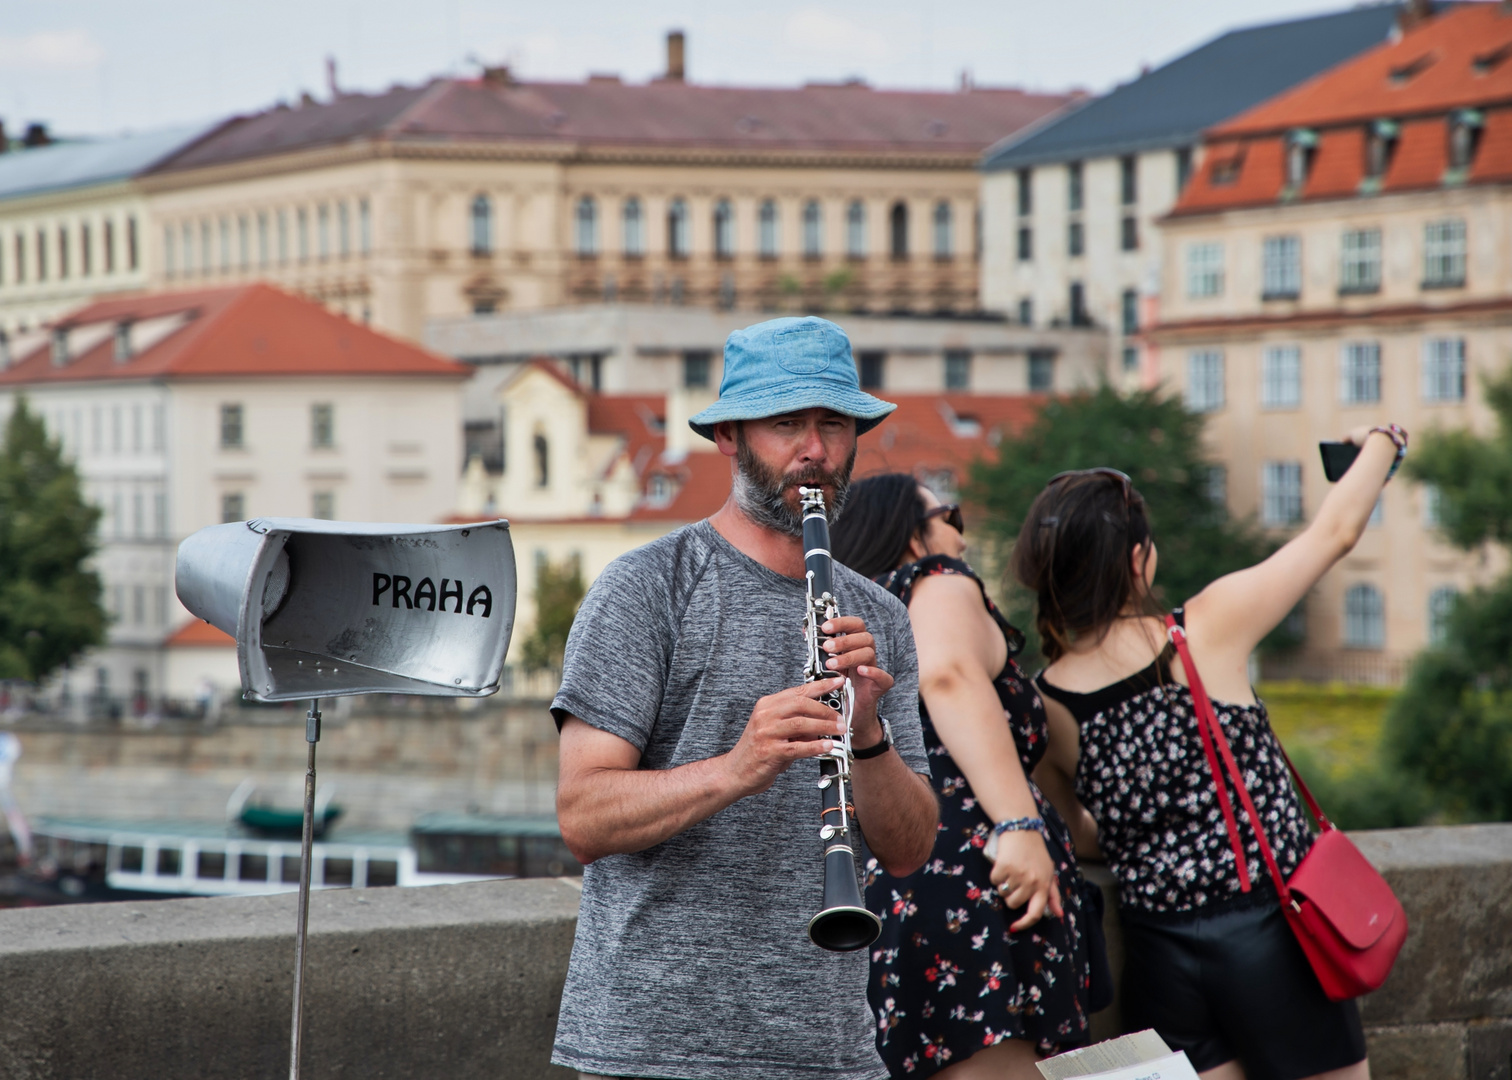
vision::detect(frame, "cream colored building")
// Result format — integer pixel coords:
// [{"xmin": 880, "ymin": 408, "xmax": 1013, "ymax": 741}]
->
[
  {"xmin": 0, "ymin": 284, "xmax": 467, "ymax": 710},
  {"xmin": 132, "ymin": 50, "xmax": 1073, "ymax": 342},
  {"xmin": 1150, "ymin": 4, "xmax": 1512, "ymax": 681},
  {"xmin": 980, "ymin": 5, "xmax": 1397, "ymax": 389},
  {"xmin": 0, "ymin": 127, "xmax": 201, "ymax": 335}
]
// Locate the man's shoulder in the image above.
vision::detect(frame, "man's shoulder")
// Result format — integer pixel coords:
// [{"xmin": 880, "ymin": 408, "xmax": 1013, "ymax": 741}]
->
[{"xmin": 598, "ymin": 522, "xmax": 715, "ymax": 581}]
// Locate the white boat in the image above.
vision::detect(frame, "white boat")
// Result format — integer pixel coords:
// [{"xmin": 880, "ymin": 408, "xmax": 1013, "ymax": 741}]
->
[{"xmin": 27, "ymin": 811, "xmax": 579, "ymax": 901}]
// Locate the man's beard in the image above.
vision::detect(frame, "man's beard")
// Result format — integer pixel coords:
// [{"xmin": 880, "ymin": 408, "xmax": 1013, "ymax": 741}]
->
[{"xmin": 732, "ymin": 430, "xmax": 856, "ymax": 537}]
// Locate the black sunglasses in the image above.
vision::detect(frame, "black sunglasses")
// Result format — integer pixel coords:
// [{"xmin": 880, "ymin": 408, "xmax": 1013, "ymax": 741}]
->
[
  {"xmin": 921, "ymin": 503, "xmax": 964, "ymax": 535},
  {"xmin": 1047, "ymin": 467, "xmax": 1133, "ymax": 507},
  {"xmin": 1042, "ymin": 467, "xmax": 1148, "ymax": 545}
]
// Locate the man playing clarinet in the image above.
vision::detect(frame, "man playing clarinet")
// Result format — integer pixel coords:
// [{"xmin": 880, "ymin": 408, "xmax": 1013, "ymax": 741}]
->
[{"xmin": 551, "ymin": 316, "xmax": 938, "ymax": 1080}]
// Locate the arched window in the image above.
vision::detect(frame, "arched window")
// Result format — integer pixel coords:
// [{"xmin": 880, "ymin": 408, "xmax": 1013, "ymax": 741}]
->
[
  {"xmin": 622, "ymin": 198, "xmax": 645, "ymax": 256},
  {"xmin": 802, "ymin": 200, "xmax": 822, "ymax": 258},
  {"xmin": 890, "ymin": 201, "xmax": 909, "ymax": 259},
  {"xmin": 845, "ymin": 200, "xmax": 866, "ymax": 258},
  {"xmin": 758, "ymin": 200, "xmax": 778, "ymax": 258},
  {"xmin": 933, "ymin": 201, "xmax": 953, "ymax": 258},
  {"xmin": 713, "ymin": 199, "xmax": 735, "ymax": 259},
  {"xmin": 533, "ymin": 432, "xmax": 549, "ymax": 488},
  {"xmin": 575, "ymin": 196, "xmax": 599, "ymax": 256},
  {"xmin": 470, "ymin": 194, "xmax": 492, "ymax": 255},
  {"xmin": 667, "ymin": 198, "xmax": 689, "ymax": 258},
  {"xmin": 1343, "ymin": 583, "xmax": 1384, "ymax": 649},
  {"xmin": 1427, "ymin": 586, "xmax": 1458, "ymax": 645}
]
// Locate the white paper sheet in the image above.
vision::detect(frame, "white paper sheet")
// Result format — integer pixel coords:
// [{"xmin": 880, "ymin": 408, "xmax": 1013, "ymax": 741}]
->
[{"xmin": 1036, "ymin": 1031, "xmax": 1199, "ymax": 1080}]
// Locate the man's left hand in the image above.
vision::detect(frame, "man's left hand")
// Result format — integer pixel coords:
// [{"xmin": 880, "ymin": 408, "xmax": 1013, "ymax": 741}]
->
[{"xmin": 821, "ymin": 615, "xmax": 894, "ymax": 740}]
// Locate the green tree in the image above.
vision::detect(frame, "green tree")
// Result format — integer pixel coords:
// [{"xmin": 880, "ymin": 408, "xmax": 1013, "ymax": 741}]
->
[
  {"xmin": 520, "ymin": 558, "xmax": 586, "ymax": 673},
  {"xmin": 1388, "ymin": 373, "xmax": 1512, "ymax": 820},
  {"xmin": 0, "ymin": 398, "xmax": 105, "ymax": 681},
  {"xmin": 968, "ymin": 385, "xmax": 1283, "ymax": 656}
]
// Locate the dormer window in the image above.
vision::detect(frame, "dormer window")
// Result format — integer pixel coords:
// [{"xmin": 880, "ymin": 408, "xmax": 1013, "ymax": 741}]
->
[
  {"xmin": 1366, "ymin": 120, "xmax": 1399, "ymax": 181},
  {"xmin": 1286, "ymin": 129, "xmax": 1318, "ymax": 189},
  {"xmin": 1210, "ymin": 151, "xmax": 1244, "ymax": 186},
  {"xmin": 1473, "ymin": 43, "xmax": 1512, "ymax": 75},
  {"xmin": 113, "ymin": 321, "xmax": 134, "ymax": 362},
  {"xmin": 1388, "ymin": 54, "xmax": 1434, "ymax": 85},
  {"xmin": 1448, "ymin": 109, "xmax": 1484, "ymax": 175}
]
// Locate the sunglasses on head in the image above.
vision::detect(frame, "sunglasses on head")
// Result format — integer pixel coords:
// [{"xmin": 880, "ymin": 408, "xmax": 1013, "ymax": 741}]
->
[
  {"xmin": 921, "ymin": 502, "xmax": 964, "ymax": 535},
  {"xmin": 1047, "ymin": 467, "xmax": 1133, "ymax": 507}
]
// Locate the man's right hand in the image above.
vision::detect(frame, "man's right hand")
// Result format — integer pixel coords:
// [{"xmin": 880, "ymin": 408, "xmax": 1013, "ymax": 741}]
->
[{"xmin": 722, "ymin": 678, "xmax": 848, "ymax": 796}]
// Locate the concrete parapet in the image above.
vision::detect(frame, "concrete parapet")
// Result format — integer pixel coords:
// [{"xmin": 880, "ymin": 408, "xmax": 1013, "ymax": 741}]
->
[
  {"xmin": 0, "ymin": 878, "xmax": 581, "ymax": 1080},
  {"xmin": 0, "ymin": 825, "xmax": 1505, "ymax": 1078}
]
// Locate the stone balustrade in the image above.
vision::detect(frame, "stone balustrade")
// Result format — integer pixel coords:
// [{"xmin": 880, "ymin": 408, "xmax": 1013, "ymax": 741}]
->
[{"xmin": 0, "ymin": 824, "xmax": 1505, "ymax": 1079}]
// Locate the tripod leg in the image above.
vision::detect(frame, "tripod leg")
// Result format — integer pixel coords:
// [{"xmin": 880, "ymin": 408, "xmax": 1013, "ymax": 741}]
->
[{"xmin": 289, "ymin": 699, "xmax": 321, "ymax": 1080}]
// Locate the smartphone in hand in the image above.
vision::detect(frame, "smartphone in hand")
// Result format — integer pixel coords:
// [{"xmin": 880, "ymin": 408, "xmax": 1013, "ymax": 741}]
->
[{"xmin": 1320, "ymin": 441, "xmax": 1361, "ymax": 482}]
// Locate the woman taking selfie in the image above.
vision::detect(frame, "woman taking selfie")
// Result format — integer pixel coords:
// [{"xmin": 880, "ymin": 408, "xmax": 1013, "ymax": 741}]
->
[
  {"xmin": 832, "ymin": 474, "xmax": 1095, "ymax": 1080},
  {"xmin": 1017, "ymin": 426, "xmax": 1406, "ymax": 1080}
]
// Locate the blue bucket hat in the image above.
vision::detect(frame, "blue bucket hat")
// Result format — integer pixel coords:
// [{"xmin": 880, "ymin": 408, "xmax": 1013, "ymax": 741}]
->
[{"xmin": 689, "ymin": 316, "xmax": 896, "ymax": 440}]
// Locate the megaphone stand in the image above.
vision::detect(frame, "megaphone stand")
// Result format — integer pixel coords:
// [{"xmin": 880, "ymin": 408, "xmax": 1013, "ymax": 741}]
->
[
  {"xmin": 173, "ymin": 517, "xmax": 518, "ymax": 1080},
  {"xmin": 289, "ymin": 698, "xmax": 321, "ymax": 1080}
]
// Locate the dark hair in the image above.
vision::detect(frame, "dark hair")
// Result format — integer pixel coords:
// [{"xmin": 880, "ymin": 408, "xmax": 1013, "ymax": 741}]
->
[
  {"xmin": 830, "ymin": 473, "xmax": 928, "ymax": 578},
  {"xmin": 1011, "ymin": 472, "xmax": 1159, "ymax": 661}
]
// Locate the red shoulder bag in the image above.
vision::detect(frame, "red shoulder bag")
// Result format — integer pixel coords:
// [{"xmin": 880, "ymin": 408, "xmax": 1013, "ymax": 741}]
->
[{"xmin": 1164, "ymin": 615, "xmax": 1407, "ymax": 1002}]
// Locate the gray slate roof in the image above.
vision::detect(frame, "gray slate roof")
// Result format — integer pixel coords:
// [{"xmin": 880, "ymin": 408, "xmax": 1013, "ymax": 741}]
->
[
  {"xmin": 983, "ymin": 3, "xmax": 1400, "ymax": 171},
  {"xmin": 0, "ymin": 125, "xmax": 207, "ymax": 201}
]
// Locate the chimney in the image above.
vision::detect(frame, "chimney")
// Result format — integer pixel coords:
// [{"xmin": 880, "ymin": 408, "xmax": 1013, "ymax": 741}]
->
[
  {"xmin": 0, "ymin": 120, "xmax": 7, "ymax": 154},
  {"xmin": 666, "ymin": 30, "xmax": 685, "ymax": 81},
  {"xmin": 482, "ymin": 64, "xmax": 514, "ymax": 87},
  {"xmin": 326, "ymin": 55, "xmax": 340, "ymax": 100},
  {"xmin": 50, "ymin": 326, "xmax": 69, "ymax": 367},
  {"xmin": 1398, "ymin": 0, "xmax": 1434, "ymax": 32},
  {"xmin": 23, "ymin": 123, "xmax": 49, "ymax": 148},
  {"xmin": 0, "ymin": 330, "xmax": 9, "ymax": 369},
  {"xmin": 114, "ymin": 320, "xmax": 134, "ymax": 363}
]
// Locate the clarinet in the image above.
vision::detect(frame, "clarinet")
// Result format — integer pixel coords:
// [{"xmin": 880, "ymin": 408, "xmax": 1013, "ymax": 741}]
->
[{"xmin": 800, "ymin": 486, "xmax": 884, "ymax": 952}]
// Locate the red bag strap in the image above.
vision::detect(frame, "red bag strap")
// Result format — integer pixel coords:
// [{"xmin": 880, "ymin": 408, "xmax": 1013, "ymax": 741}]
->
[
  {"xmin": 1164, "ymin": 615, "xmax": 1293, "ymax": 904},
  {"xmin": 1272, "ymin": 738, "xmax": 1334, "ymax": 832}
]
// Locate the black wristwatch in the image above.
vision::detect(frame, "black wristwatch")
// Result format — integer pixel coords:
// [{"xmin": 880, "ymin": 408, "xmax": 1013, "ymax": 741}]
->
[{"xmin": 852, "ymin": 716, "xmax": 895, "ymax": 759}]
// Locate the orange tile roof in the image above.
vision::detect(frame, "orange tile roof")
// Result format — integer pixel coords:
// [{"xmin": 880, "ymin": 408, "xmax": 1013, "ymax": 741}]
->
[
  {"xmin": 1214, "ymin": 4, "xmax": 1512, "ymax": 135},
  {"xmin": 0, "ymin": 284, "xmax": 469, "ymax": 385},
  {"xmin": 164, "ymin": 620, "xmax": 235, "ymax": 647},
  {"xmin": 1173, "ymin": 4, "xmax": 1512, "ymax": 215},
  {"xmin": 1303, "ymin": 125, "xmax": 1368, "ymax": 199},
  {"xmin": 1385, "ymin": 115, "xmax": 1451, "ymax": 187}
]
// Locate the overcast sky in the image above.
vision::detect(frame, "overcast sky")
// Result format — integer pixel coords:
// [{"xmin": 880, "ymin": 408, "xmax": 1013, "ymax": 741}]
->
[{"xmin": 4, "ymin": 0, "xmax": 1380, "ymax": 139}]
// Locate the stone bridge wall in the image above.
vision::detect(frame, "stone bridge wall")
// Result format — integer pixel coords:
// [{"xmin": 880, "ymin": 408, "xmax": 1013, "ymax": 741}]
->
[{"xmin": 0, "ymin": 824, "xmax": 1505, "ymax": 1079}]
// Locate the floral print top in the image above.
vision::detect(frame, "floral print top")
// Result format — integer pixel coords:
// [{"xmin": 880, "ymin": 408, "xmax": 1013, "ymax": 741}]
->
[{"xmin": 864, "ymin": 556, "xmax": 1093, "ymax": 1076}]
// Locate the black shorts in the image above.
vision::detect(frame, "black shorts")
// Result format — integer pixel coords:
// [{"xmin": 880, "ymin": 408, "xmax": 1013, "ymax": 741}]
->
[{"xmin": 1120, "ymin": 901, "xmax": 1367, "ymax": 1080}]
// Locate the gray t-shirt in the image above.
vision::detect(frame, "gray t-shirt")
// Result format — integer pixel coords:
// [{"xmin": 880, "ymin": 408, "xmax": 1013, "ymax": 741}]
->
[{"xmin": 550, "ymin": 520, "xmax": 927, "ymax": 1080}]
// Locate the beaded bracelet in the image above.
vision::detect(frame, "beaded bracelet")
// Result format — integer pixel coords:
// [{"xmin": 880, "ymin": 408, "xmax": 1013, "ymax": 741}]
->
[
  {"xmin": 1369, "ymin": 424, "xmax": 1409, "ymax": 482},
  {"xmin": 991, "ymin": 816, "xmax": 1046, "ymax": 837}
]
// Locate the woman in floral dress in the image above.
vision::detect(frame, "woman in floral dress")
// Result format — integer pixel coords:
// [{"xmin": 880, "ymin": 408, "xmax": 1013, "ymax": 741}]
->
[{"xmin": 832, "ymin": 474, "xmax": 1097, "ymax": 1079}]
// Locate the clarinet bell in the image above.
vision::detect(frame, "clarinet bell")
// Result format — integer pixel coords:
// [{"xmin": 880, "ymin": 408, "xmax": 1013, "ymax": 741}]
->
[{"xmin": 808, "ymin": 846, "xmax": 882, "ymax": 952}]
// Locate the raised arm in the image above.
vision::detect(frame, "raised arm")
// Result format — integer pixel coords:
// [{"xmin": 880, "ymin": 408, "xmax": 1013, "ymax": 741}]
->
[{"xmin": 1185, "ymin": 426, "xmax": 1402, "ymax": 695}]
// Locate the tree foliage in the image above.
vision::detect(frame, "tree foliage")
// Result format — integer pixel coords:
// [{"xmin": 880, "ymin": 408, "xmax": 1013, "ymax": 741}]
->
[
  {"xmin": 967, "ymin": 385, "xmax": 1282, "ymax": 656},
  {"xmin": 520, "ymin": 558, "xmax": 586, "ymax": 674},
  {"xmin": 1387, "ymin": 373, "xmax": 1512, "ymax": 820},
  {"xmin": 0, "ymin": 398, "xmax": 105, "ymax": 681}
]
